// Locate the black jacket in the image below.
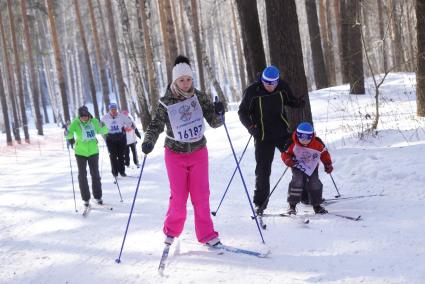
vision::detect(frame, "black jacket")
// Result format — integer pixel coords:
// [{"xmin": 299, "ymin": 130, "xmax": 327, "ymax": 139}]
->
[{"xmin": 238, "ymin": 79, "xmax": 304, "ymax": 141}]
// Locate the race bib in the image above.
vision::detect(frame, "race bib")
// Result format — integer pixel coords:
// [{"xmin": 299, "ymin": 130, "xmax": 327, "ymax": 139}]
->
[
  {"xmin": 108, "ymin": 120, "xmax": 122, "ymax": 134},
  {"xmin": 293, "ymin": 144, "xmax": 321, "ymax": 176},
  {"xmin": 166, "ymin": 95, "xmax": 205, "ymax": 142},
  {"xmin": 81, "ymin": 122, "xmax": 96, "ymax": 142}
]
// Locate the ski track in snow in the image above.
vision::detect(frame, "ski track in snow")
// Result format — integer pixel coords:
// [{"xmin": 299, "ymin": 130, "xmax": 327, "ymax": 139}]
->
[{"xmin": 1, "ymin": 73, "xmax": 425, "ymax": 283}]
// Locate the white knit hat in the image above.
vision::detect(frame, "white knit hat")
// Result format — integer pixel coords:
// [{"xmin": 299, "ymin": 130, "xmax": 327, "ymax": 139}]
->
[{"xmin": 172, "ymin": 63, "xmax": 193, "ymax": 82}]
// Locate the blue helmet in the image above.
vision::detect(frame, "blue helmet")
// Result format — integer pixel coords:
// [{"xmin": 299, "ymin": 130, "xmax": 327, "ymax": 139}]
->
[
  {"xmin": 296, "ymin": 122, "xmax": 314, "ymax": 142},
  {"xmin": 261, "ymin": 65, "xmax": 280, "ymax": 85}
]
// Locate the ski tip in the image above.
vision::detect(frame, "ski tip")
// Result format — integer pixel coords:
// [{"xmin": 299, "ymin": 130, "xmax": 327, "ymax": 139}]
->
[
  {"xmin": 115, "ymin": 258, "xmax": 121, "ymax": 264},
  {"xmin": 356, "ymin": 215, "xmax": 362, "ymax": 221},
  {"xmin": 304, "ymin": 219, "xmax": 310, "ymax": 224}
]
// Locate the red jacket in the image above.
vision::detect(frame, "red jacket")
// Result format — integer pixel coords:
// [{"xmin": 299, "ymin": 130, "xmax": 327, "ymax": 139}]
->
[{"xmin": 281, "ymin": 132, "xmax": 332, "ymax": 166}]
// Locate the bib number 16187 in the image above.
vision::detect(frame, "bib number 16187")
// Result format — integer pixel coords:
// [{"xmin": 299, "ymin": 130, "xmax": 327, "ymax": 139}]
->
[{"xmin": 177, "ymin": 125, "xmax": 203, "ymax": 140}]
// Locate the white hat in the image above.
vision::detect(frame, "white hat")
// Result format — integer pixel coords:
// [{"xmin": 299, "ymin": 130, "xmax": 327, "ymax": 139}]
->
[{"xmin": 172, "ymin": 63, "xmax": 193, "ymax": 82}]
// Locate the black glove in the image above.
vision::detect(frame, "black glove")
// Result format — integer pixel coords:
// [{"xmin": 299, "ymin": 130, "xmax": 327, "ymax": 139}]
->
[
  {"xmin": 68, "ymin": 138, "xmax": 75, "ymax": 149},
  {"xmin": 248, "ymin": 125, "xmax": 260, "ymax": 138},
  {"xmin": 214, "ymin": 101, "xmax": 225, "ymax": 115},
  {"xmin": 141, "ymin": 141, "xmax": 154, "ymax": 154}
]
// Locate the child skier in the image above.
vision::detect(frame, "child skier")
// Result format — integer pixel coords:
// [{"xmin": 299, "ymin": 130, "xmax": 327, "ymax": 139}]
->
[{"xmin": 281, "ymin": 122, "xmax": 333, "ymax": 215}]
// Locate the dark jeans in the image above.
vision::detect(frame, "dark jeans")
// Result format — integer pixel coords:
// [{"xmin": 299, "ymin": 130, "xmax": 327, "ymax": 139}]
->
[
  {"xmin": 253, "ymin": 138, "xmax": 287, "ymax": 209},
  {"xmin": 287, "ymin": 167, "xmax": 323, "ymax": 206},
  {"xmin": 75, "ymin": 154, "xmax": 102, "ymax": 202},
  {"xmin": 124, "ymin": 143, "xmax": 139, "ymax": 166},
  {"xmin": 106, "ymin": 135, "xmax": 126, "ymax": 176}
]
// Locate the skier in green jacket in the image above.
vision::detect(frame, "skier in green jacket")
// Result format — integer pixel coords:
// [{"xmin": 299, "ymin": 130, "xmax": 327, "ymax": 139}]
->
[{"xmin": 66, "ymin": 106, "xmax": 108, "ymax": 208}]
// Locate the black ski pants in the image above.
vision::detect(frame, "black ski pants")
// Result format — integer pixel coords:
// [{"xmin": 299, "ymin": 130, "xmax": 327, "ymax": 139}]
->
[
  {"xmin": 106, "ymin": 135, "xmax": 126, "ymax": 176},
  {"xmin": 75, "ymin": 154, "xmax": 102, "ymax": 202},
  {"xmin": 124, "ymin": 143, "xmax": 139, "ymax": 166},
  {"xmin": 287, "ymin": 167, "xmax": 323, "ymax": 206},
  {"xmin": 253, "ymin": 138, "xmax": 287, "ymax": 209}
]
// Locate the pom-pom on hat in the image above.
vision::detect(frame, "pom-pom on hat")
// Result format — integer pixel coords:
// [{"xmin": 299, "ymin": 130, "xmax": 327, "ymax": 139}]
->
[
  {"xmin": 261, "ymin": 65, "xmax": 280, "ymax": 84},
  {"xmin": 172, "ymin": 55, "xmax": 193, "ymax": 82},
  {"xmin": 109, "ymin": 103, "xmax": 118, "ymax": 110}
]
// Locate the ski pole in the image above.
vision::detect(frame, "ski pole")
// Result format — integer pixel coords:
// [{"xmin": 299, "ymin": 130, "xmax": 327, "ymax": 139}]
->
[
  {"xmin": 115, "ymin": 154, "xmax": 147, "ymax": 264},
  {"xmin": 211, "ymin": 135, "xmax": 252, "ymax": 216},
  {"xmin": 258, "ymin": 166, "xmax": 289, "ymax": 213},
  {"xmin": 113, "ymin": 175, "xmax": 124, "ymax": 202},
  {"xmin": 64, "ymin": 126, "xmax": 78, "ymax": 213},
  {"xmin": 329, "ymin": 173, "xmax": 341, "ymax": 198},
  {"xmin": 215, "ymin": 97, "xmax": 265, "ymax": 244}
]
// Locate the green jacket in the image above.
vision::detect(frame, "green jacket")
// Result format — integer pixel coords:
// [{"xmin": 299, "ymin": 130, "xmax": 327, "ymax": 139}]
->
[
  {"xmin": 66, "ymin": 117, "xmax": 108, "ymax": 157},
  {"xmin": 143, "ymin": 87, "xmax": 223, "ymax": 153}
]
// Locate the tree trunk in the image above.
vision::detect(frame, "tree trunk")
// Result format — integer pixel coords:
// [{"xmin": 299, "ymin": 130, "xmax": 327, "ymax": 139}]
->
[
  {"xmin": 417, "ymin": 0, "xmax": 425, "ymax": 116},
  {"xmin": 231, "ymin": 1, "xmax": 247, "ymax": 93},
  {"xmin": 346, "ymin": 0, "xmax": 365, "ymax": 94},
  {"xmin": 340, "ymin": 0, "xmax": 350, "ymax": 84},
  {"xmin": 105, "ymin": 0, "xmax": 128, "ymax": 110},
  {"xmin": 190, "ymin": 0, "xmax": 206, "ymax": 91},
  {"xmin": 7, "ymin": 0, "xmax": 30, "ymax": 142},
  {"xmin": 305, "ymin": 0, "xmax": 328, "ymax": 89},
  {"xmin": 46, "ymin": 0, "xmax": 70, "ymax": 123},
  {"xmin": 234, "ymin": 0, "xmax": 266, "ymax": 83},
  {"xmin": 390, "ymin": 0, "xmax": 404, "ymax": 71},
  {"xmin": 0, "ymin": 58, "xmax": 12, "ymax": 145},
  {"xmin": 21, "ymin": 0, "xmax": 43, "ymax": 135},
  {"xmin": 377, "ymin": 0, "xmax": 388, "ymax": 72},
  {"xmin": 0, "ymin": 10, "xmax": 21, "ymax": 143},
  {"xmin": 141, "ymin": 0, "xmax": 160, "ymax": 111},
  {"xmin": 74, "ymin": 0, "xmax": 100, "ymax": 118},
  {"xmin": 323, "ymin": 0, "xmax": 336, "ymax": 85},
  {"xmin": 88, "ymin": 0, "xmax": 110, "ymax": 112},
  {"xmin": 157, "ymin": 0, "xmax": 170, "ymax": 82},
  {"xmin": 265, "ymin": 0, "xmax": 312, "ymax": 129},
  {"xmin": 117, "ymin": 0, "xmax": 151, "ymax": 130}
]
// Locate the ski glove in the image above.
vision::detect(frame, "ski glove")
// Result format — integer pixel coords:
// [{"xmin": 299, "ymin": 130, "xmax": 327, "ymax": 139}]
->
[
  {"xmin": 284, "ymin": 157, "xmax": 296, "ymax": 168},
  {"xmin": 214, "ymin": 101, "xmax": 225, "ymax": 115},
  {"xmin": 324, "ymin": 163, "xmax": 333, "ymax": 174},
  {"xmin": 68, "ymin": 138, "xmax": 75, "ymax": 149},
  {"xmin": 248, "ymin": 125, "xmax": 260, "ymax": 138},
  {"xmin": 141, "ymin": 141, "xmax": 154, "ymax": 154}
]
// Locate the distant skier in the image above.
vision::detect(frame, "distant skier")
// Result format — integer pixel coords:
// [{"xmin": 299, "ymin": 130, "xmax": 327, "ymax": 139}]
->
[
  {"xmin": 101, "ymin": 103, "xmax": 129, "ymax": 177},
  {"xmin": 122, "ymin": 110, "xmax": 141, "ymax": 168},
  {"xmin": 141, "ymin": 55, "xmax": 225, "ymax": 247},
  {"xmin": 66, "ymin": 106, "xmax": 108, "ymax": 207},
  {"xmin": 281, "ymin": 122, "xmax": 333, "ymax": 215},
  {"xmin": 238, "ymin": 65, "xmax": 305, "ymax": 215}
]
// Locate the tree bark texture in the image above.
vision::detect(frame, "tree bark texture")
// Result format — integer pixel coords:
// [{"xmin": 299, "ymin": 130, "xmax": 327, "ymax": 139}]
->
[
  {"xmin": 416, "ymin": 0, "xmax": 425, "ymax": 116},
  {"xmin": 46, "ymin": 0, "xmax": 70, "ymax": 123},
  {"xmin": 21, "ymin": 0, "xmax": 43, "ymax": 135},
  {"xmin": 0, "ymin": 10, "xmax": 21, "ymax": 143},
  {"xmin": 234, "ymin": 0, "xmax": 266, "ymax": 84},
  {"xmin": 105, "ymin": 0, "xmax": 128, "ymax": 111},
  {"xmin": 88, "ymin": 0, "xmax": 110, "ymax": 112},
  {"xmin": 7, "ymin": 0, "xmax": 30, "ymax": 142},
  {"xmin": 305, "ymin": 0, "xmax": 328, "ymax": 89},
  {"xmin": 117, "ymin": 0, "xmax": 151, "ymax": 130},
  {"xmin": 190, "ymin": 0, "xmax": 206, "ymax": 91},
  {"xmin": 346, "ymin": 0, "xmax": 365, "ymax": 94},
  {"xmin": 74, "ymin": 0, "xmax": 100, "ymax": 118},
  {"xmin": 265, "ymin": 0, "xmax": 313, "ymax": 129}
]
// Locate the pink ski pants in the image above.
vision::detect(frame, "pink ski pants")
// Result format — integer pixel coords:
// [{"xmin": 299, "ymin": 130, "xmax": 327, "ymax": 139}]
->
[{"xmin": 163, "ymin": 146, "xmax": 218, "ymax": 243}]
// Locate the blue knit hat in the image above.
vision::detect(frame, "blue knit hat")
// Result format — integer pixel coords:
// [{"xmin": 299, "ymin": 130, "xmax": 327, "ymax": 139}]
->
[
  {"xmin": 109, "ymin": 103, "xmax": 118, "ymax": 110},
  {"xmin": 261, "ymin": 65, "xmax": 280, "ymax": 84}
]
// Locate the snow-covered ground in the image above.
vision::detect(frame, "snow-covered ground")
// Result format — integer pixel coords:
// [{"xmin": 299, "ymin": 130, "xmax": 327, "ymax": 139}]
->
[{"xmin": 1, "ymin": 73, "xmax": 425, "ymax": 284}]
